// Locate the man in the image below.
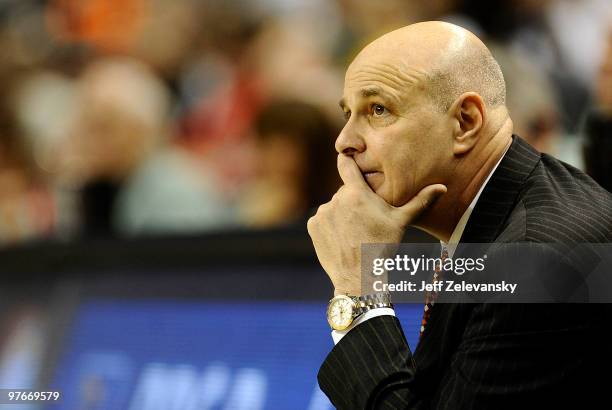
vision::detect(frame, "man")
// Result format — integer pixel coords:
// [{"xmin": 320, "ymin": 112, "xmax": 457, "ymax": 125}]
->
[{"xmin": 307, "ymin": 21, "xmax": 612, "ymax": 409}]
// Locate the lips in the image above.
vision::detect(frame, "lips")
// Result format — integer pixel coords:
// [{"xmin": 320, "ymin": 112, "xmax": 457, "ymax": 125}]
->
[
  {"xmin": 354, "ymin": 160, "xmax": 383, "ymax": 189},
  {"xmin": 361, "ymin": 170, "xmax": 383, "ymax": 190}
]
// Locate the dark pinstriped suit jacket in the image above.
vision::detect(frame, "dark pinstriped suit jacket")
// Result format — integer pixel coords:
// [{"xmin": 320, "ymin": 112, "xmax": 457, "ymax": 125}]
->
[{"xmin": 318, "ymin": 136, "xmax": 612, "ymax": 409}]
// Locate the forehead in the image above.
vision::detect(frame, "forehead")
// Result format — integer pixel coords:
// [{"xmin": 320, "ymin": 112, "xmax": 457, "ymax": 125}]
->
[{"xmin": 342, "ymin": 53, "xmax": 428, "ymax": 106}]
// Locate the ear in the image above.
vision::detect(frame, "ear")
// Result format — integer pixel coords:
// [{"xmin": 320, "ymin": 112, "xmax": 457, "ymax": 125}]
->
[{"xmin": 449, "ymin": 92, "xmax": 485, "ymax": 156}]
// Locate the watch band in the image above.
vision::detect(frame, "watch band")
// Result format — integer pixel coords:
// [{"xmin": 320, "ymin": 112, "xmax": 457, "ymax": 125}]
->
[{"xmin": 352, "ymin": 292, "xmax": 393, "ymax": 318}]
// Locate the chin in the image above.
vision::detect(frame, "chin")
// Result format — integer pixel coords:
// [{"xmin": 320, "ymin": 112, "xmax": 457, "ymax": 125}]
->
[{"xmin": 389, "ymin": 191, "xmax": 414, "ymax": 208}]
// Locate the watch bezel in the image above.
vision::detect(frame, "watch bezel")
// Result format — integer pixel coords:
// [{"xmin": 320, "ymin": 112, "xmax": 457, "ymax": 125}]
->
[{"xmin": 326, "ymin": 294, "xmax": 356, "ymax": 330}]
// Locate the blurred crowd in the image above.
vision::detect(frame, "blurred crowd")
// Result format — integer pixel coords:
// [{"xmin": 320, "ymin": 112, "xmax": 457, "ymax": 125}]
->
[{"xmin": 0, "ymin": 0, "xmax": 611, "ymax": 247}]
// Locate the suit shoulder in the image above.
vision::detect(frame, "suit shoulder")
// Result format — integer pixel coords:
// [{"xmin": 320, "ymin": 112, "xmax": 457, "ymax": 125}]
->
[{"xmin": 515, "ymin": 154, "xmax": 612, "ymax": 242}]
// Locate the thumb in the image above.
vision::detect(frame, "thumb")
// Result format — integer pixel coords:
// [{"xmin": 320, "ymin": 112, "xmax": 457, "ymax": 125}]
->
[{"xmin": 393, "ymin": 184, "xmax": 447, "ymax": 226}]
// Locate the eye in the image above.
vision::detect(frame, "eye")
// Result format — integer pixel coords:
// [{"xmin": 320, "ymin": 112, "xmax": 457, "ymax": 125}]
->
[
  {"xmin": 343, "ymin": 110, "xmax": 351, "ymax": 121},
  {"xmin": 372, "ymin": 104, "xmax": 387, "ymax": 116}
]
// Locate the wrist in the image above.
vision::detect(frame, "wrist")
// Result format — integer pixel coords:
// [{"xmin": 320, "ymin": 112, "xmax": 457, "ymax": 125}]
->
[
  {"xmin": 334, "ymin": 287, "xmax": 361, "ymax": 297},
  {"xmin": 326, "ymin": 292, "xmax": 393, "ymax": 330}
]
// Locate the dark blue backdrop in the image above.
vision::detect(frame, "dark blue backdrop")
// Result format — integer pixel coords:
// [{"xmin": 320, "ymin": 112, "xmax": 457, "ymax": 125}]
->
[{"xmin": 49, "ymin": 301, "xmax": 423, "ymax": 410}]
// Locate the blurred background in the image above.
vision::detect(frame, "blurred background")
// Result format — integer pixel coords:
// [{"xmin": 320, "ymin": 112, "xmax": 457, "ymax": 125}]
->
[{"xmin": 0, "ymin": 0, "xmax": 610, "ymax": 409}]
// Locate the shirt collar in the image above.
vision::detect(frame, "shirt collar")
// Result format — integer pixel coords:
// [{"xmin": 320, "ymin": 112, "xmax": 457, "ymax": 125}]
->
[{"xmin": 441, "ymin": 144, "xmax": 510, "ymax": 258}]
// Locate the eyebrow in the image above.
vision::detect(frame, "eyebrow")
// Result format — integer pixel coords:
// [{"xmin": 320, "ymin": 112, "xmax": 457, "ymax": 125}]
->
[
  {"xmin": 339, "ymin": 86, "xmax": 397, "ymax": 110},
  {"xmin": 361, "ymin": 87, "xmax": 382, "ymax": 98}
]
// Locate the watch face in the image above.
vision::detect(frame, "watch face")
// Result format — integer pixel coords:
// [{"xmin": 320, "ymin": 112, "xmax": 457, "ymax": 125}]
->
[{"xmin": 327, "ymin": 295, "xmax": 355, "ymax": 330}]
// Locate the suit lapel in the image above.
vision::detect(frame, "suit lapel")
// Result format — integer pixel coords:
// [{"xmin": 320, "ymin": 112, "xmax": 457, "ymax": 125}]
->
[
  {"xmin": 413, "ymin": 136, "xmax": 541, "ymax": 370},
  {"xmin": 460, "ymin": 135, "xmax": 541, "ymax": 243}
]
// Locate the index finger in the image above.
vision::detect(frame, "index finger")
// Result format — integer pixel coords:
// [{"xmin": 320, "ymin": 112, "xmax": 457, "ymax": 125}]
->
[{"xmin": 337, "ymin": 154, "xmax": 370, "ymax": 190}]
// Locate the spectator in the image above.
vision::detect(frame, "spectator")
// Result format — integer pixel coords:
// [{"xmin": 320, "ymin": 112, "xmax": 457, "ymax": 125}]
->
[
  {"xmin": 239, "ymin": 100, "xmax": 341, "ymax": 227},
  {"xmin": 0, "ymin": 90, "xmax": 55, "ymax": 246},
  {"xmin": 491, "ymin": 43, "xmax": 560, "ymax": 154},
  {"xmin": 59, "ymin": 57, "xmax": 232, "ymax": 236}
]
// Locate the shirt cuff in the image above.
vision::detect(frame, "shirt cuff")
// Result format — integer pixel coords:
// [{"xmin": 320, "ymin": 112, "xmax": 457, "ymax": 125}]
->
[{"xmin": 331, "ymin": 307, "xmax": 396, "ymax": 344}]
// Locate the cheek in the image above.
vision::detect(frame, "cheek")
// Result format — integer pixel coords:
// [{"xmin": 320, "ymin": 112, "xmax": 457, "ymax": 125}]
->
[
  {"xmin": 389, "ymin": 161, "xmax": 416, "ymax": 206},
  {"xmin": 383, "ymin": 130, "xmax": 439, "ymax": 205},
  {"xmin": 380, "ymin": 141, "xmax": 417, "ymax": 206}
]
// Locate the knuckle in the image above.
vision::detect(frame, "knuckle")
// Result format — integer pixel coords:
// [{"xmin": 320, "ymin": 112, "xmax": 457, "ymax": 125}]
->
[
  {"xmin": 306, "ymin": 216, "xmax": 317, "ymax": 232},
  {"xmin": 318, "ymin": 202, "xmax": 330, "ymax": 213}
]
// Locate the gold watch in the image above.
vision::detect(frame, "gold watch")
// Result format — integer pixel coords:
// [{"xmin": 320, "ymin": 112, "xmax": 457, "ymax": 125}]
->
[{"xmin": 326, "ymin": 292, "xmax": 392, "ymax": 330}]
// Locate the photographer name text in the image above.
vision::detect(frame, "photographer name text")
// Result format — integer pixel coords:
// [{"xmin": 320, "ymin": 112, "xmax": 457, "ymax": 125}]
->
[{"xmin": 373, "ymin": 280, "xmax": 518, "ymax": 294}]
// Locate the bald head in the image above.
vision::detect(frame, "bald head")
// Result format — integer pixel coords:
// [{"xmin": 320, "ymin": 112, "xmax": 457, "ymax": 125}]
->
[{"xmin": 350, "ymin": 21, "xmax": 506, "ymax": 112}]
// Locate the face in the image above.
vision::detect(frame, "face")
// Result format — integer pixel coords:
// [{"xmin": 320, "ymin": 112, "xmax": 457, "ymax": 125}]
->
[
  {"xmin": 336, "ymin": 54, "xmax": 453, "ymax": 207},
  {"xmin": 257, "ymin": 133, "xmax": 306, "ymax": 182}
]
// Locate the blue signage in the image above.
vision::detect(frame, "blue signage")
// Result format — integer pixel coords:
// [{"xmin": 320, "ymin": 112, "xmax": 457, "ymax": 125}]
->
[{"xmin": 49, "ymin": 301, "xmax": 422, "ymax": 409}]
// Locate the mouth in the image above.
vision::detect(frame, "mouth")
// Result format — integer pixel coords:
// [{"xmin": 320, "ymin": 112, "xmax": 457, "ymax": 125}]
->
[
  {"xmin": 363, "ymin": 171, "xmax": 379, "ymax": 178},
  {"xmin": 361, "ymin": 171, "xmax": 383, "ymax": 190}
]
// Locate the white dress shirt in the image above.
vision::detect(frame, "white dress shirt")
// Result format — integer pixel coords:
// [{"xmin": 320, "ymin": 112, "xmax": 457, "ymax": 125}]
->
[{"xmin": 331, "ymin": 146, "xmax": 510, "ymax": 344}]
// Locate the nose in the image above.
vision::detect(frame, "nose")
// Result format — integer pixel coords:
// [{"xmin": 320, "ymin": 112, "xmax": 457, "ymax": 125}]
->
[{"xmin": 335, "ymin": 122, "xmax": 365, "ymax": 155}]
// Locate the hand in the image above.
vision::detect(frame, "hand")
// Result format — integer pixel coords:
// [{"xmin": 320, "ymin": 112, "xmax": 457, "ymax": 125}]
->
[{"xmin": 307, "ymin": 154, "xmax": 446, "ymax": 296}]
